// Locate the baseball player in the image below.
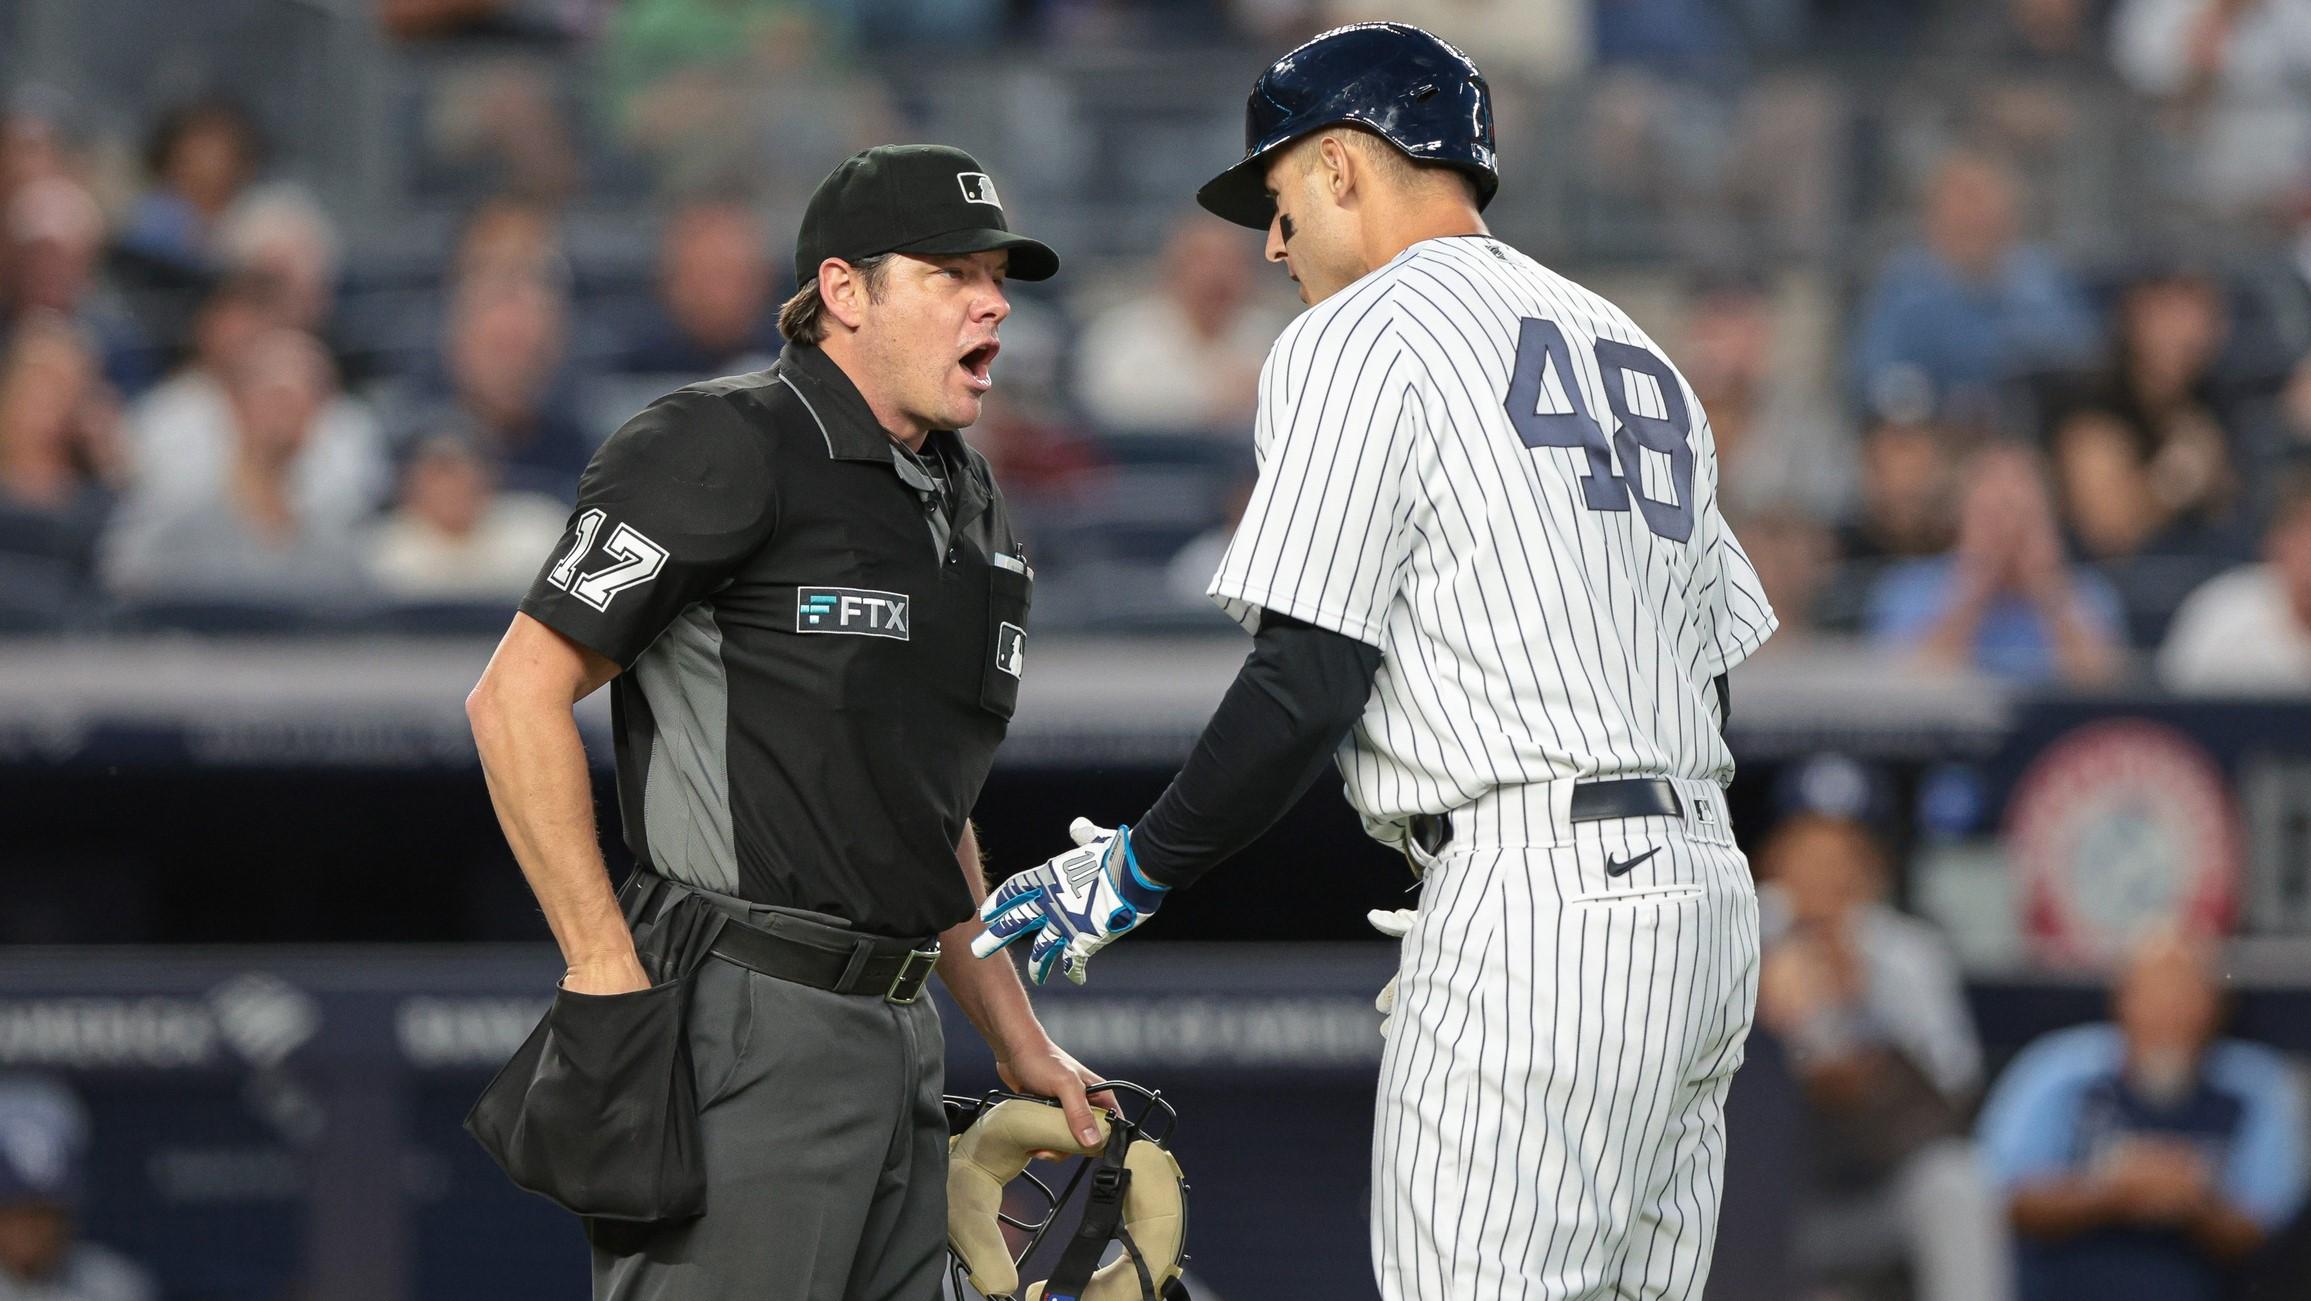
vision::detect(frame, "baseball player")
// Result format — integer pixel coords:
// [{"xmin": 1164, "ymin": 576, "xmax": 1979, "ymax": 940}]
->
[{"xmin": 975, "ymin": 23, "xmax": 1777, "ymax": 1301}]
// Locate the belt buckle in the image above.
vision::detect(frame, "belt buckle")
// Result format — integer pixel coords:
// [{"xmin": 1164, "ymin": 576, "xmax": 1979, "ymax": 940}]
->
[{"xmin": 885, "ymin": 945, "xmax": 941, "ymax": 1004}]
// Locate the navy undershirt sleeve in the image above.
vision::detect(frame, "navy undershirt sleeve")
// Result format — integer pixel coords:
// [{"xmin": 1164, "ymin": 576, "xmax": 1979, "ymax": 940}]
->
[{"xmin": 1129, "ymin": 612, "xmax": 1383, "ymax": 889}]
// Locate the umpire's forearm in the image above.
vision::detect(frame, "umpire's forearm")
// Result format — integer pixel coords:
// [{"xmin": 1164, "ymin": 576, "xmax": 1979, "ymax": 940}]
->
[
  {"xmin": 940, "ymin": 935, "xmax": 1050, "ymax": 1059},
  {"xmin": 938, "ymin": 821, "xmax": 1053, "ymax": 1059},
  {"xmin": 468, "ymin": 684, "xmax": 635, "ymax": 972}
]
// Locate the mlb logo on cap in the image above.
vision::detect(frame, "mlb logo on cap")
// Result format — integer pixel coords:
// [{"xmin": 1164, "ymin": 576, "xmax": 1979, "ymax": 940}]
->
[
  {"xmin": 957, "ymin": 172, "xmax": 1001, "ymax": 208},
  {"xmin": 793, "ymin": 145, "xmax": 1057, "ymax": 283}
]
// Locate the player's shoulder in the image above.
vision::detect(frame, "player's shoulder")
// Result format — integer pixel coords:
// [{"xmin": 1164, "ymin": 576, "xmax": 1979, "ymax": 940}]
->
[{"xmin": 1405, "ymin": 237, "xmax": 1663, "ymax": 345}]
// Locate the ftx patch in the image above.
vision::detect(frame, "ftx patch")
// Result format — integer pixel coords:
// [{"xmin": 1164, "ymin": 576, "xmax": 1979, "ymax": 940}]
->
[{"xmin": 797, "ymin": 587, "xmax": 911, "ymax": 639}]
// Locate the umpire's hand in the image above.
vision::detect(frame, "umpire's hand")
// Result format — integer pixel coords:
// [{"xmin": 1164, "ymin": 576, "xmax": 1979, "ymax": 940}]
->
[
  {"xmin": 994, "ymin": 1042, "xmax": 1121, "ymax": 1150},
  {"xmin": 973, "ymin": 819, "xmax": 1169, "ymax": 985}
]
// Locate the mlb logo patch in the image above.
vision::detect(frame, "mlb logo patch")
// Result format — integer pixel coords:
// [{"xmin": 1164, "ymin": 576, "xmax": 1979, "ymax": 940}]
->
[
  {"xmin": 797, "ymin": 587, "xmax": 911, "ymax": 639},
  {"xmin": 995, "ymin": 622, "xmax": 1026, "ymax": 677},
  {"xmin": 1692, "ymin": 794, "xmax": 1720, "ymax": 831},
  {"xmin": 957, "ymin": 172, "xmax": 1002, "ymax": 208}
]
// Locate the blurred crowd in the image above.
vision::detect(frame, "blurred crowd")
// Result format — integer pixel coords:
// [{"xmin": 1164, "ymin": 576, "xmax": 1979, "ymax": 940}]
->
[
  {"xmin": 7, "ymin": 0, "xmax": 2311, "ymax": 680},
  {"xmin": 0, "ymin": 1077, "xmax": 152, "ymax": 1301},
  {"xmin": 1753, "ymin": 753, "xmax": 2309, "ymax": 1301}
]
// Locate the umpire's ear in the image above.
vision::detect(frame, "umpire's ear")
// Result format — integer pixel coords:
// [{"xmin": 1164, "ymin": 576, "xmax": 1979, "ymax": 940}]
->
[{"xmin": 818, "ymin": 257, "xmax": 877, "ymax": 332}]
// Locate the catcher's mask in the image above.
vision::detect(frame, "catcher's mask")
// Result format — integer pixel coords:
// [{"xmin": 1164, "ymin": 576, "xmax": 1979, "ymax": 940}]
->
[{"xmin": 943, "ymin": 1081, "xmax": 1189, "ymax": 1301}]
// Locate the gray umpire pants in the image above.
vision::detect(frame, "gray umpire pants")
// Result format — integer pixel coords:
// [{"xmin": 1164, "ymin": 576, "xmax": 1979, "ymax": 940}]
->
[{"xmin": 588, "ymin": 903, "xmax": 950, "ymax": 1301}]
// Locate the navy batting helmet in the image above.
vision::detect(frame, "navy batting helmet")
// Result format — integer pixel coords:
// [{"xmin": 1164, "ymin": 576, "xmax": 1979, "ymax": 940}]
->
[{"xmin": 1196, "ymin": 22, "xmax": 1498, "ymax": 231}]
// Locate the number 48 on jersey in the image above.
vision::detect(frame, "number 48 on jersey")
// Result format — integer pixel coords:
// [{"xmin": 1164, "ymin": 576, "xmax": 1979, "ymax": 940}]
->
[{"xmin": 1505, "ymin": 317, "xmax": 1697, "ymax": 544}]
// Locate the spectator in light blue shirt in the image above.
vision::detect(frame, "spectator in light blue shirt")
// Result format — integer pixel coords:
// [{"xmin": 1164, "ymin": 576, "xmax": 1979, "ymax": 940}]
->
[
  {"xmin": 1851, "ymin": 149, "xmax": 2097, "ymax": 417},
  {"xmin": 1976, "ymin": 931, "xmax": 2310, "ymax": 1301},
  {"xmin": 1867, "ymin": 446, "xmax": 2125, "ymax": 684}
]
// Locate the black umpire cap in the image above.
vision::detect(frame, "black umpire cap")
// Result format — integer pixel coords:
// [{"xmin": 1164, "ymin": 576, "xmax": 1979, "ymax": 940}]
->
[{"xmin": 794, "ymin": 144, "xmax": 1060, "ymax": 286}]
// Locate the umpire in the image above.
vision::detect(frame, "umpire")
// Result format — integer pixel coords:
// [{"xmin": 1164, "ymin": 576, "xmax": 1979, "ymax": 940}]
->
[{"xmin": 465, "ymin": 144, "xmax": 1110, "ymax": 1300}]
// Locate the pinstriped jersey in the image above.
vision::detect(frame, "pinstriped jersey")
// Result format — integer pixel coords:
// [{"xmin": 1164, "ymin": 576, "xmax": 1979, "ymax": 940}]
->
[{"xmin": 1207, "ymin": 235, "xmax": 1776, "ymax": 841}]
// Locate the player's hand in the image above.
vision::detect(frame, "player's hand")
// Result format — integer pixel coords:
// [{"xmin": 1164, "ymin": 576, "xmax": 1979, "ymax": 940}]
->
[
  {"xmin": 1368, "ymin": 907, "xmax": 1416, "ymax": 1039},
  {"xmin": 996, "ymin": 1037, "xmax": 1121, "ymax": 1149},
  {"xmin": 971, "ymin": 818, "xmax": 1168, "ymax": 986}
]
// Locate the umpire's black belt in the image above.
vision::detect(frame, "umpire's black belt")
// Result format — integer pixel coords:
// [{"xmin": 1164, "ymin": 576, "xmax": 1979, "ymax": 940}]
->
[
  {"xmin": 1409, "ymin": 777, "xmax": 1683, "ymax": 857},
  {"xmin": 630, "ymin": 871, "xmax": 941, "ymax": 1004}
]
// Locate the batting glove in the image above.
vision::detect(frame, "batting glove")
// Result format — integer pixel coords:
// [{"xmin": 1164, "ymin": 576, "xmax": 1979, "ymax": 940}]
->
[
  {"xmin": 971, "ymin": 818, "xmax": 1168, "ymax": 986},
  {"xmin": 1368, "ymin": 907, "xmax": 1417, "ymax": 1039}
]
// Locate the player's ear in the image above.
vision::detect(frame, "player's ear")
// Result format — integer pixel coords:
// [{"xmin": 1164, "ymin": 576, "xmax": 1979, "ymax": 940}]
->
[
  {"xmin": 819, "ymin": 257, "xmax": 872, "ymax": 333},
  {"xmin": 1317, "ymin": 134, "xmax": 1354, "ymax": 204}
]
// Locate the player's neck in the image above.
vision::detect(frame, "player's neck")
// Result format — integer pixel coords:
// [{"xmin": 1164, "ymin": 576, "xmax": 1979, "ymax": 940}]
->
[{"xmin": 1362, "ymin": 204, "xmax": 1489, "ymax": 272}]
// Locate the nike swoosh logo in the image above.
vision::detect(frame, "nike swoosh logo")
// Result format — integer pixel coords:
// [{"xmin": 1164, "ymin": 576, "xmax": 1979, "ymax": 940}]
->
[{"xmin": 1604, "ymin": 846, "xmax": 1662, "ymax": 878}]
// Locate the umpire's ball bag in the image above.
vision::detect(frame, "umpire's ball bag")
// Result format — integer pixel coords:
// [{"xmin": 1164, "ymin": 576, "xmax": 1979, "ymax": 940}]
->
[{"xmin": 464, "ymin": 882, "xmax": 724, "ymax": 1222}]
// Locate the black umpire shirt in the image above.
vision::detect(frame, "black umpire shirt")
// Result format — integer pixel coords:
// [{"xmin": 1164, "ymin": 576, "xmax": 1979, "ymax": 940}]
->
[{"xmin": 519, "ymin": 342, "xmax": 1032, "ymax": 938}]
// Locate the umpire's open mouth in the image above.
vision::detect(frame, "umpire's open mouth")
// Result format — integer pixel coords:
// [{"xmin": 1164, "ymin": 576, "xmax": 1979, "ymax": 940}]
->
[{"xmin": 959, "ymin": 340, "xmax": 1000, "ymax": 392}]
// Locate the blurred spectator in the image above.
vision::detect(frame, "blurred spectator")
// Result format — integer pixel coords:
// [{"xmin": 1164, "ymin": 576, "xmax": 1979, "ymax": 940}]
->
[
  {"xmin": 113, "ymin": 97, "xmax": 265, "ymax": 277},
  {"xmin": 1835, "ymin": 387, "xmax": 1967, "ymax": 566},
  {"xmin": 1, "ymin": 177, "xmax": 159, "ymax": 395},
  {"xmin": 606, "ymin": 0, "xmax": 807, "ymax": 99},
  {"xmin": 1680, "ymin": 270, "xmax": 1850, "ymax": 520},
  {"xmin": 1321, "ymin": 0, "xmax": 1586, "ymax": 86},
  {"xmin": 1164, "ymin": 477, "xmax": 1253, "ymax": 610},
  {"xmin": 102, "ymin": 328, "xmax": 373, "ymax": 604},
  {"xmin": 380, "ymin": 0, "xmax": 605, "ymax": 43},
  {"xmin": 1866, "ymin": 447, "xmax": 2125, "ymax": 683},
  {"xmin": 2047, "ymin": 269, "xmax": 2244, "ymax": 562},
  {"xmin": 453, "ymin": 195, "xmax": 571, "ymax": 288},
  {"xmin": 0, "ymin": 315, "xmax": 124, "ymax": 593},
  {"xmin": 367, "ymin": 435, "xmax": 569, "ymax": 598},
  {"xmin": 2159, "ymin": 467, "xmax": 2311, "ymax": 690},
  {"xmin": 391, "ymin": 271, "xmax": 590, "ymax": 500},
  {"xmin": 833, "ymin": 0, "xmax": 1008, "ymax": 49},
  {"xmin": 1949, "ymin": 0, "xmax": 2105, "ymax": 73},
  {"xmin": 1076, "ymin": 216, "xmax": 1287, "ymax": 436},
  {"xmin": 611, "ymin": 199, "xmax": 781, "ymax": 376},
  {"xmin": 1851, "ymin": 150, "xmax": 2097, "ymax": 416},
  {"xmin": 960, "ymin": 304, "xmax": 1102, "ymax": 513},
  {"xmin": 606, "ymin": 3, "xmax": 895, "ymax": 209},
  {"xmin": 1737, "ymin": 506, "xmax": 1838, "ymax": 647},
  {"xmin": 2113, "ymin": 0, "xmax": 2311, "ymax": 219},
  {"xmin": 1976, "ymin": 930, "xmax": 2310, "ymax": 1301},
  {"xmin": 0, "ymin": 92, "xmax": 75, "ymax": 209},
  {"xmin": 1936, "ymin": 0, "xmax": 2128, "ymax": 255},
  {"xmin": 0, "ymin": 1077, "xmax": 154, "ymax": 1301},
  {"xmin": 1591, "ymin": 0, "xmax": 1746, "ymax": 67},
  {"xmin": 423, "ymin": 61, "xmax": 585, "ymax": 208},
  {"xmin": 1756, "ymin": 758, "xmax": 2013, "ymax": 1301},
  {"xmin": 129, "ymin": 273, "xmax": 385, "ymax": 531},
  {"xmin": 1822, "ymin": 393, "xmax": 1969, "ymax": 631},
  {"xmin": 216, "ymin": 186, "xmax": 342, "ymax": 354}
]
